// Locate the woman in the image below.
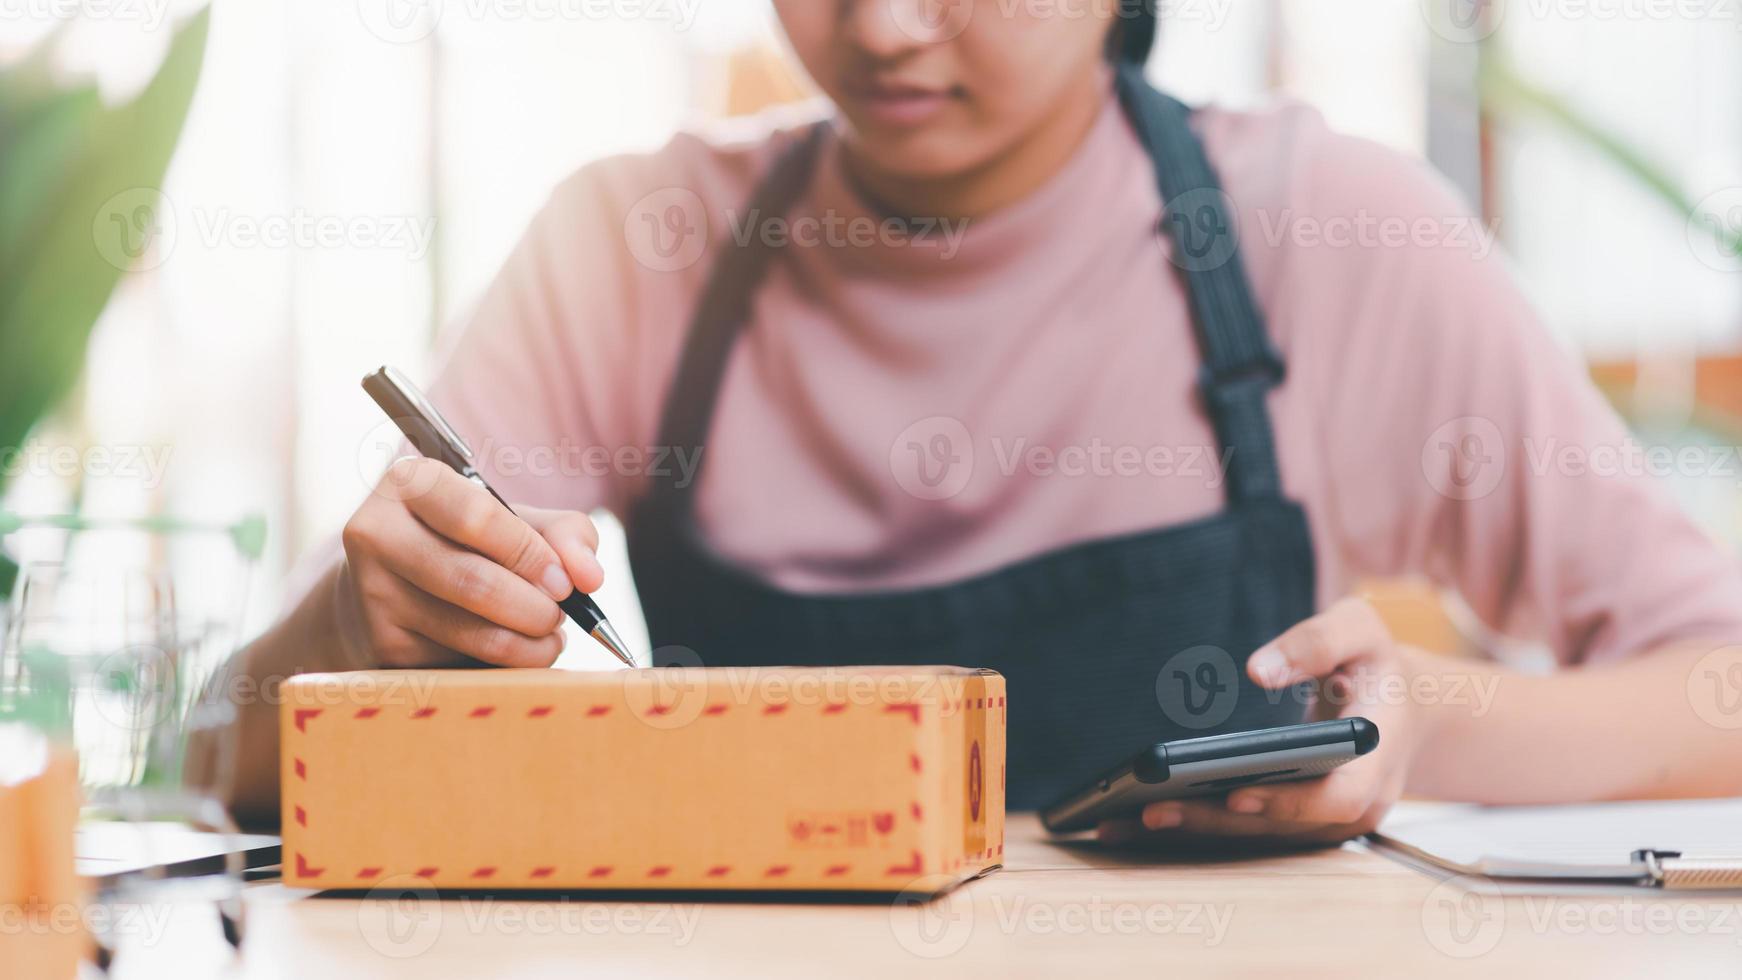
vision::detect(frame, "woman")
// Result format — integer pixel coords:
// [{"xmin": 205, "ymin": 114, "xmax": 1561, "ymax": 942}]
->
[{"xmin": 216, "ymin": 2, "xmax": 1742, "ymax": 841}]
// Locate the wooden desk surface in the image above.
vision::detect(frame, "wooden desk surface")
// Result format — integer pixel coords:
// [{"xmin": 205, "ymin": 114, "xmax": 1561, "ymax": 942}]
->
[{"xmin": 108, "ymin": 814, "xmax": 1741, "ymax": 979}]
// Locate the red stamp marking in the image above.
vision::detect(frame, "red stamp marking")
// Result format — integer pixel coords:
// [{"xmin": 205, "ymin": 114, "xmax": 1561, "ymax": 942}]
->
[
  {"xmin": 968, "ymin": 740, "xmax": 983, "ymax": 821},
  {"xmin": 528, "ymin": 706, "xmax": 554, "ymax": 718},
  {"xmin": 762, "ymin": 704, "xmax": 788, "ymax": 716},
  {"xmin": 354, "ymin": 707, "xmax": 380, "ymax": 720},
  {"xmin": 884, "ymin": 704, "xmax": 921, "ymax": 725},
  {"xmin": 531, "ymin": 867, "xmax": 555, "ymax": 878},
  {"xmin": 648, "ymin": 866, "xmax": 672, "ymax": 877},
  {"xmin": 826, "ymin": 865, "xmax": 850, "ymax": 877},
  {"xmin": 410, "ymin": 707, "xmax": 437, "ymax": 719},
  {"xmin": 415, "ymin": 866, "xmax": 439, "ymax": 878},
  {"xmin": 295, "ymin": 853, "xmax": 324, "ymax": 879},
  {"xmin": 293, "ymin": 709, "xmax": 322, "ymax": 733},
  {"xmin": 358, "ymin": 867, "xmax": 382, "ymax": 879},
  {"xmin": 294, "ymin": 806, "xmax": 307, "ymax": 828},
  {"xmin": 910, "ymin": 802, "xmax": 923, "ymax": 822},
  {"xmin": 588, "ymin": 866, "xmax": 613, "ymax": 878},
  {"xmin": 645, "ymin": 703, "xmax": 674, "ymax": 717},
  {"xmin": 471, "ymin": 867, "xmax": 497, "ymax": 879},
  {"xmin": 823, "ymin": 703, "xmax": 846, "ymax": 715},
  {"xmin": 909, "ymin": 753, "xmax": 922, "ymax": 774},
  {"xmin": 703, "ymin": 704, "xmax": 728, "ymax": 715},
  {"xmin": 293, "ymin": 758, "xmax": 306, "ymax": 780},
  {"xmin": 706, "ymin": 866, "xmax": 731, "ymax": 877},
  {"xmin": 469, "ymin": 706, "xmax": 496, "ymax": 718},
  {"xmin": 885, "ymin": 851, "xmax": 923, "ymax": 876},
  {"xmin": 586, "ymin": 705, "xmax": 611, "ymax": 717},
  {"xmin": 872, "ymin": 812, "xmax": 895, "ymax": 835},
  {"xmin": 764, "ymin": 866, "xmax": 790, "ymax": 877}
]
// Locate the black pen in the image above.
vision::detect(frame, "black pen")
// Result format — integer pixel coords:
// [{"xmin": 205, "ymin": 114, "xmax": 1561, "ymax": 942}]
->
[{"xmin": 362, "ymin": 366, "xmax": 636, "ymax": 667}]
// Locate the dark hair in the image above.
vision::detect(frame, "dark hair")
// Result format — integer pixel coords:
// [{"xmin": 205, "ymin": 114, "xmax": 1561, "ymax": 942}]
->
[{"xmin": 1107, "ymin": 1, "xmax": 1158, "ymax": 64}]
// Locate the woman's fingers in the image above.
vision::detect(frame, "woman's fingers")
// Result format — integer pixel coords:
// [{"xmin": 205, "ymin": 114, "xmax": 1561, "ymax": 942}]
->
[
  {"xmin": 1129, "ymin": 700, "xmax": 1407, "ymax": 840},
  {"xmin": 341, "ymin": 459, "xmax": 610, "ymax": 668},
  {"xmin": 1222, "ymin": 762, "xmax": 1387, "ymax": 827},
  {"xmin": 1098, "ymin": 600, "xmax": 1416, "ymax": 849},
  {"xmin": 395, "ymin": 459, "xmax": 574, "ymax": 601},
  {"xmin": 1247, "ymin": 596, "xmax": 1391, "ymax": 689},
  {"xmin": 1094, "ymin": 818, "xmax": 1147, "ymax": 845},
  {"xmin": 519, "ymin": 507, "xmax": 605, "ymax": 593},
  {"xmin": 1138, "ymin": 798, "xmax": 1337, "ymax": 836},
  {"xmin": 365, "ymin": 617, "xmax": 476, "ymax": 670},
  {"xmin": 1120, "ymin": 781, "xmax": 1388, "ymax": 843},
  {"xmin": 376, "ymin": 525, "xmax": 564, "ymax": 638},
  {"xmin": 400, "ymin": 583, "xmax": 566, "ymax": 668}
]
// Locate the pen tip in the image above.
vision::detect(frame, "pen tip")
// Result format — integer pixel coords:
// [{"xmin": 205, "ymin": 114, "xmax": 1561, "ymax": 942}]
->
[{"xmin": 591, "ymin": 621, "xmax": 637, "ymax": 668}]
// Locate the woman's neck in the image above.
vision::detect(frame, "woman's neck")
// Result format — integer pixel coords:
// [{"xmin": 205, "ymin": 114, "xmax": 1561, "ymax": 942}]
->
[{"xmin": 838, "ymin": 71, "xmax": 1111, "ymax": 223}]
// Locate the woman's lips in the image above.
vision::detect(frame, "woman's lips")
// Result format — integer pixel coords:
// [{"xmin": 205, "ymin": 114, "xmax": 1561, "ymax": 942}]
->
[{"xmin": 845, "ymin": 82, "xmax": 959, "ymax": 128}]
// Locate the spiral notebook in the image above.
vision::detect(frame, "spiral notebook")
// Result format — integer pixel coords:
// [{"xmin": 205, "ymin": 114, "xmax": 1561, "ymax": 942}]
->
[{"xmin": 1367, "ymin": 799, "xmax": 1742, "ymax": 890}]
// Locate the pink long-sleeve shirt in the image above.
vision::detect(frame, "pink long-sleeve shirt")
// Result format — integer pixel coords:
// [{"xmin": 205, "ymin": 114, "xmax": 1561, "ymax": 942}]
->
[{"xmin": 429, "ymin": 94, "xmax": 1742, "ymax": 665}]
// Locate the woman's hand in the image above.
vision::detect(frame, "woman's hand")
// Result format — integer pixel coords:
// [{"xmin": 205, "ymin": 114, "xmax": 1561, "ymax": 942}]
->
[
  {"xmin": 335, "ymin": 457, "xmax": 606, "ymax": 668},
  {"xmin": 1098, "ymin": 597, "xmax": 1437, "ymax": 849}
]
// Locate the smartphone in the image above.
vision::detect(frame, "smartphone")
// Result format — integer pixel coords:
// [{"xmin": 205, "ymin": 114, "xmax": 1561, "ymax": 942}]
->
[{"xmin": 1040, "ymin": 718, "xmax": 1380, "ymax": 834}]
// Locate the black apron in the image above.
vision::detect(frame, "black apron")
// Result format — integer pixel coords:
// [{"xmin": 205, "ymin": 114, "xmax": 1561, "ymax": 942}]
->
[{"xmin": 626, "ymin": 64, "xmax": 1314, "ymax": 810}]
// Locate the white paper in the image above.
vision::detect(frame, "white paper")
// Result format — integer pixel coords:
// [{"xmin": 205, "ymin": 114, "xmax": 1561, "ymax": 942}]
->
[{"xmin": 1372, "ymin": 799, "xmax": 1742, "ymax": 879}]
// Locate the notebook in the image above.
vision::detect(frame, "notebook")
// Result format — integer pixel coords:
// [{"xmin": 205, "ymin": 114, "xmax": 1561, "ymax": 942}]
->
[{"xmin": 1368, "ymin": 799, "xmax": 1742, "ymax": 890}]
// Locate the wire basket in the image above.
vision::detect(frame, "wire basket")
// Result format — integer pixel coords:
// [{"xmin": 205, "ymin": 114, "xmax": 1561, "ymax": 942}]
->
[{"xmin": 0, "ymin": 511, "xmax": 266, "ymax": 967}]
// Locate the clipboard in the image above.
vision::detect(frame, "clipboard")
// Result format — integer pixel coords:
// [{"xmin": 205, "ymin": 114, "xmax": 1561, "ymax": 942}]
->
[{"xmin": 1366, "ymin": 799, "xmax": 1742, "ymax": 891}]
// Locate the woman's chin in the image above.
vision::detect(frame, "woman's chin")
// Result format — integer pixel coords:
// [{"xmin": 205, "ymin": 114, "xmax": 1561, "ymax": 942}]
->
[{"xmin": 836, "ymin": 130, "xmax": 994, "ymax": 194}]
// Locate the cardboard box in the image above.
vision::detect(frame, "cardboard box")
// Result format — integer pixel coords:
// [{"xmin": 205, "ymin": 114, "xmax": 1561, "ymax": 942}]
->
[
  {"xmin": 282, "ymin": 667, "xmax": 1005, "ymax": 894},
  {"xmin": 0, "ymin": 725, "xmax": 87, "ymax": 980}
]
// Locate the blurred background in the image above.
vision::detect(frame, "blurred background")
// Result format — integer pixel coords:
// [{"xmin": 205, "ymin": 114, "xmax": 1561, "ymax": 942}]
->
[{"xmin": 4, "ymin": 0, "xmax": 1742, "ymax": 662}]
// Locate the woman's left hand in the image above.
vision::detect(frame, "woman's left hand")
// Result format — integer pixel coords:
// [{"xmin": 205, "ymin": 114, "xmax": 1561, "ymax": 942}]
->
[{"xmin": 1097, "ymin": 597, "xmax": 1436, "ymax": 849}]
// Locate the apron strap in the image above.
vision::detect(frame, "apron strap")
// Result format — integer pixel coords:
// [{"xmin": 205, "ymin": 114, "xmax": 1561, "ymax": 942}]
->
[
  {"xmin": 1114, "ymin": 62, "xmax": 1288, "ymax": 504},
  {"xmin": 648, "ymin": 124, "xmax": 829, "ymax": 511}
]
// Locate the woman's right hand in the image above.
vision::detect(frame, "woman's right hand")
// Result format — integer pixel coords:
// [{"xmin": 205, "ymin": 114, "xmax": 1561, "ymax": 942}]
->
[{"xmin": 336, "ymin": 457, "xmax": 606, "ymax": 668}]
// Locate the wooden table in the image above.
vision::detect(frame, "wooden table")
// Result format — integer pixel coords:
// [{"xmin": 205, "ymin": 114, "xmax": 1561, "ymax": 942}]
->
[{"xmin": 106, "ymin": 813, "xmax": 1742, "ymax": 979}]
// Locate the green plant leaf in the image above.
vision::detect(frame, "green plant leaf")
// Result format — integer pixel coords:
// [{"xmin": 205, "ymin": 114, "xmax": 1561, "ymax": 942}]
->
[
  {"xmin": 0, "ymin": 85, "xmax": 104, "ymax": 274},
  {"xmin": 0, "ymin": 8, "xmax": 211, "ymax": 489},
  {"xmin": 1478, "ymin": 48, "xmax": 1742, "ymax": 260}
]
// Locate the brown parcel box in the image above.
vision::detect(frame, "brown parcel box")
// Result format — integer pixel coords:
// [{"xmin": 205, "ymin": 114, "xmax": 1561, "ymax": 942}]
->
[
  {"xmin": 0, "ymin": 727, "xmax": 87, "ymax": 980},
  {"xmin": 282, "ymin": 667, "xmax": 1005, "ymax": 893}
]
